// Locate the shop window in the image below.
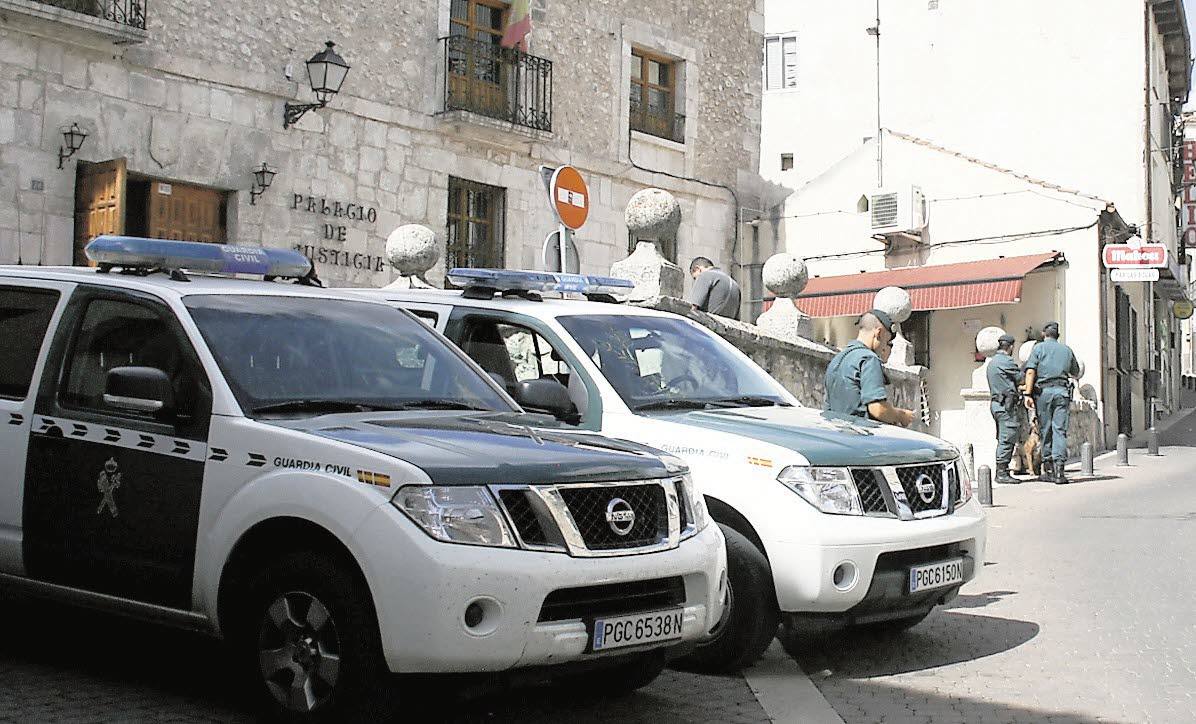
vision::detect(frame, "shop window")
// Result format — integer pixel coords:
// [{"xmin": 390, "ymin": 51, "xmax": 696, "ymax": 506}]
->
[
  {"xmin": 903, "ymin": 311, "xmax": 931, "ymax": 367},
  {"xmin": 447, "ymin": 177, "xmax": 506, "ymax": 269},
  {"xmin": 631, "ymin": 48, "xmax": 685, "ymax": 143}
]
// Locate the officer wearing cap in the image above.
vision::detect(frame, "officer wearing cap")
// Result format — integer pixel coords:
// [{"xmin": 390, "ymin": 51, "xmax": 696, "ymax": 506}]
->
[
  {"xmin": 1023, "ymin": 321, "xmax": 1080, "ymax": 483},
  {"xmin": 987, "ymin": 334, "xmax": 1021, "ymax": 484},
  {"xmin": 824, "ymin": 309, "xmax": 915, "ymax": 427}
]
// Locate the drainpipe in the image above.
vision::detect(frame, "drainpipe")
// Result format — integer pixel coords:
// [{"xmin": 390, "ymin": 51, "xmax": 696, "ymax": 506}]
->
[{"xmin": 1144, "ymin": 0, "xmax": 1156, "ymax": 428}]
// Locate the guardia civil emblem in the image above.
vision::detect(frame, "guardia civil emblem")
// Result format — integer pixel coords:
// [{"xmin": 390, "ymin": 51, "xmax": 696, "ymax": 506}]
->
[{"xmin": 96, "ymin": 457, "xmax": 122, "ymax": 518}]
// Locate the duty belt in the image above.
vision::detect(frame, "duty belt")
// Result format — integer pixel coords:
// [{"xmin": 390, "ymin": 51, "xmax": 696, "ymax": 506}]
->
[{"xmin": 1039, "ymin": 378, "xmax": 1070, "ymax": 388}]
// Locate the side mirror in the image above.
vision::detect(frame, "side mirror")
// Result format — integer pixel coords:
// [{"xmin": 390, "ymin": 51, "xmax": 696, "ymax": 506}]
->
[
  {"xmin": 104, "ymin": 366, "xmax": 175, "ymax": 417},
  {"xmin": 516, "ymin": 378, "xmax": 578, "ymax": 423}
]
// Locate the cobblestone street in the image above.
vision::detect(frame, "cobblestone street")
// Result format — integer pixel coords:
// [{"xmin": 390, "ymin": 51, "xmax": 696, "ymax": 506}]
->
[{"xmin": 788, "ymin": 421, "xmax": 1196, "ymax": 724}]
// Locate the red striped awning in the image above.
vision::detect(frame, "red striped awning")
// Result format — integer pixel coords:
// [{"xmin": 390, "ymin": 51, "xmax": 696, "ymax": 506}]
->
[{"xmin": 789, "ymin": 252, "xmax": 1062, "ymax": 317}]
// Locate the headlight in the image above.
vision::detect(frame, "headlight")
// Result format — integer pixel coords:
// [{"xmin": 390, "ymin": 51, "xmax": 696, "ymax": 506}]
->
[
  {"xmin": 777, "ymin": 466, "xmax": 862, "ymax": 515},
  {"xmin": 393, "ymin": 485, "xmax": 516, "ymax": 548},
  {"xmin": 955, "ymin": 457, "xmax": 974, "ymax": 504},
  {"xmin": 679, "ymin": 472, "xmax": 709, "ymax": 534}
]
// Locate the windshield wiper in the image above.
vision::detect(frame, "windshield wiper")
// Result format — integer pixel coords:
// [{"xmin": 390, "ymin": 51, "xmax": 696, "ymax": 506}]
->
[
  {"xmin": 631, "ymin": 399, "xmax": 717, "ymax": 412},
  {"xmin": 388, "ymin": 399, "xmax": 493, "ymax": 411},
  {"xmin": 250, "ymin": 400, "xmax": 391, "ymax": 415},
  {"xmin": 704, "ymin": 395, "xmax": 793, "ymax": 408}
]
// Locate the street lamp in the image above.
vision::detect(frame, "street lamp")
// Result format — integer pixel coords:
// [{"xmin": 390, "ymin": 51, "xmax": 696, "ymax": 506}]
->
[
  {"xmin": 57, "ymin": 122, "xmax": 87, "ymax": 169},
  {"xmin": 249, "ymin": 162, "xmax": 276, "ymax": 205},
  {"xmin": 283, "ymin": 41, "xmax": 351, "ymax": 129}
]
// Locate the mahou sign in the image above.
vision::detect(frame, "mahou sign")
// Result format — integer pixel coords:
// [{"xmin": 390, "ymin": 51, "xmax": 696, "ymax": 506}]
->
[{"xmin": 1102, "ymin": 243, "xmax": 1167, "ymax": 268}]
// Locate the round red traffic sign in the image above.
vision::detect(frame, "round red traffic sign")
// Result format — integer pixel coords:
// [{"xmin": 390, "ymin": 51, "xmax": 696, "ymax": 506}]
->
[{"xmin": 550, "ymin": 165, "xmax": 589, "ymax": 230}]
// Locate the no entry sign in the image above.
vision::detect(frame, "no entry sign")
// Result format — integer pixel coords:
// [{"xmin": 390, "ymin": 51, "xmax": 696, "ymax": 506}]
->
[
  {"xmin": 550, "ymin": 165, "xmax": 589, "ymax": 230},
  {"xmin": 1102, "ymin": 243, "xmax": 1167, "ymax": 268}
]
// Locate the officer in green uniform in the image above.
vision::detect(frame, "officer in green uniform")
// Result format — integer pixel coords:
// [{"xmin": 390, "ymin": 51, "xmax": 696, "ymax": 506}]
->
[
  {"xmin": 1023, "ymin": 321, "xmax": 1080, "ymax": 484},
  {"xmin": 824, "ymin": 310, "xmax": 914, "ymax": 427},
  {"xmin": 986, "ymin": 334, "xmax": 1021, "ymax": 484}
]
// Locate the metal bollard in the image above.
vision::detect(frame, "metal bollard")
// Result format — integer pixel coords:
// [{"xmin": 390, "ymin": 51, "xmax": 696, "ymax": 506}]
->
[
  {"xmin": 1081, "ymin": 442, "xmax": 1093, "ymax": 477},
  {"xmin": 1117, "ymin": 433, "xmax": 1130, "ymax": 466},
  {"xmin": 1147, "ymin": 427, "xmax": 1161, "ymax": 456},
  {"xmin": 977, "ymin": 465, "xmax": 993, "ymax": 507},
  {"xmin": 964, "ymin": 443, "xmax": 975, "ymax": 481}
]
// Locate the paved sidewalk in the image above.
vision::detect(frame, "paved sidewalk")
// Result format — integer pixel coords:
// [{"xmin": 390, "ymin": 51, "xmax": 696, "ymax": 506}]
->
[{"xmin": 787, "ymin": 444, "xmax": 1196, "ymax": 724}]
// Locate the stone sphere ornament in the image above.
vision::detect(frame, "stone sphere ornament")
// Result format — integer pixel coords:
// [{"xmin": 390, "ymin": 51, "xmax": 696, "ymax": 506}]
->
[
  {"xmin": 385, "ymin": 224, "xmax": 439, "ymax": 278},
  {"xmin": 1018, "ymin": 340, "xmax": 1036, "ymax": 365},
  {"xmin": 762, "ymin": 253, "xmax": 809, "ymax": 298},
  {"xmin": 976, "ymin": 326, "xmax": 1006, "ymax": 358},
  {"xmin": 873, "ymin": 286, "xmax": 913, "ymax": 324},
  {"xmin": 625, "ymin": 188, "xmax": 682, "ymax": 240}
]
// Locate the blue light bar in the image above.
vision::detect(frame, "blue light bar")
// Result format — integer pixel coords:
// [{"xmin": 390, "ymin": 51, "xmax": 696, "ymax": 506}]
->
[
  {"xmin": 85, "ymin": 236, "xmax": 312, "ymax": 279},
  {"xmin": 446, "ymin": 268, "xmax": 635, "ymax": 296}
]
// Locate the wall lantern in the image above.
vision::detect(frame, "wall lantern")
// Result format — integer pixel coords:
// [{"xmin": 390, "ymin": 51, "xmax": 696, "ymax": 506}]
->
[
  {"xmin": 57, "ymin": 123, "xmax": 88, "ymax": 169},
  {"xmin": 283, "ymin": 41, "xmax": 351, "ymax": 129},
  {"xmin": 249, "ymin": 163, "xmax": 277, "ymax": 205}
]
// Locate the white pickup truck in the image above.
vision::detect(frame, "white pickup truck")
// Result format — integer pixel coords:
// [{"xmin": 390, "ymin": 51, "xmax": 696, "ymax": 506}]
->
[
  {"xmin": 0, "ymin": 239, "xmax": 725, "ymax": 722},
  {"xmin": 367, "ymin": 268, "xmax": 988, "ymax": 673}
]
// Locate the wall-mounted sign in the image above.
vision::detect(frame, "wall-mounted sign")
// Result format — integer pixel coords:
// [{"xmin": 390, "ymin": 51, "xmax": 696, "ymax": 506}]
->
[
  {"xmin": 1173, "ymin": 299, "xmax": 1194, "ymax": 320},
  {"xmin": 1109, "ymin": 268, "xmax": 1160, "ymax": 282},
  {"xmin": 292, "ymin": 243, "xmax": 386, "ymax": 272},
  {"xmin": 292, "ymin": 193, "xmax": 377, "ymax": 247},
  {"xmin": 1183, "ymin": 140, "xmax": 1196, "ymax": 248},
  {"xmin": 1102, "ymin": 243, "xmax": 1167, "ymax": 268}
]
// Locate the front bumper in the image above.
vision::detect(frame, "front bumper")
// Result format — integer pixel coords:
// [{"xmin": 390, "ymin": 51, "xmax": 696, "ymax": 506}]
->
[
  {"xmin": 768, "ymin": 497, "xmax": 987, "ymax": 614},
  {"xmin": 355, "ymin": 504, "xmax": 727, "ymax": 674}
]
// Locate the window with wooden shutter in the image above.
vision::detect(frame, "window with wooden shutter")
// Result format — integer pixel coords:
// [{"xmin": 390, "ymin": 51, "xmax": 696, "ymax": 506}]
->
[
  {"xmin": 447, "ymin": 177, "xmax": 506, "ymax": 270},
  {"xmin": 630, "ymin": 48, "xmax": 684, "ymax": 143}
]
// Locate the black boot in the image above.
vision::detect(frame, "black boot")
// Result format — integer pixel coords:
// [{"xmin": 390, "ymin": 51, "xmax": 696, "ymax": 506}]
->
[
  {"xmin": 1054, "ymin": 462, "xmax": 1069, "ymax": 485},
  {"xmin": 1038, "ymin": 461, "xmax": 1055, "ymax": 482},
  {"xmin": 995, "ymin": 465, "xmax": 1019, "ymax": 484}
]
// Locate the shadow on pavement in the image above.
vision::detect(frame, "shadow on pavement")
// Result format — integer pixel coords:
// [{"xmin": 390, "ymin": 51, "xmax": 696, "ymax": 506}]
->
[
  {"xmin": 782, "ymin": 611, "xmax": 1039, "ymax": 679},
  {"xmin": 815, "ymin": 676, "xmax": 1113, "ymax": 724},
  {"xmin": 947, "ymin": 590, "xmax": 1017, "ymax": 609}
]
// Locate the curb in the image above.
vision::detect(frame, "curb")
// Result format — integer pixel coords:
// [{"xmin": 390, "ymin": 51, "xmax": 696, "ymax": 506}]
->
[{"xmin": 742, "ymin": 641, "xmax": 845, "ymax": 724}]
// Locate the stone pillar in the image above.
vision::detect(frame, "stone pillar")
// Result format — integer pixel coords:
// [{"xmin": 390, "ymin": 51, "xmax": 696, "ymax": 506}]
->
[
  {"xmin": 874, "ymin": 286, "xmax": 914, "ymax": 368},
  {"xmin": 611, "ymin": 188, "xmax": 684, "ymax": 301},
  {"xmin": 382, "ymin": 224, "xmax": 439, "ymax": 289},
  {"xmin": 755, "ymin": 253, "xmax": 814, "ymax": 342},
  {"xmin": 960, "ymin": 326, "xmax": 1007, "ymax": 476}
]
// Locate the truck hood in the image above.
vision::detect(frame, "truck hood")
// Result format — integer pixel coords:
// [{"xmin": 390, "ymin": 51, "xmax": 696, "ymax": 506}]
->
[
  {"xmin": 268, "ymin": 411, "xmax": 674, "ymax": 485},
  {"xmin": 654, "ymin": 406, "xmax": 957, "ymax": 467}
]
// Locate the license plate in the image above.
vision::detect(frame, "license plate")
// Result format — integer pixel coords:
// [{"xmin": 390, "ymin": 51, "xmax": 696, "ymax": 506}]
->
[
  {"xmin": 591, "ymin": 609, "xmax": 684, "ymax": 652},
  {"xmin": 908, "ymin": 558, "xmax": 965, "ymax": 593}
]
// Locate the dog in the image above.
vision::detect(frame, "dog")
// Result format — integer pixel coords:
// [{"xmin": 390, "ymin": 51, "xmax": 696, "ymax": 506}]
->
[{"xmin": 1010, "ymin": 416, "xmax": 1042, "ymax": 477}]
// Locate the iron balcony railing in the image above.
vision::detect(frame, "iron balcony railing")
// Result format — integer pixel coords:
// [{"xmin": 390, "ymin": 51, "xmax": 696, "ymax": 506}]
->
[
  {"xmin": 630, "ymin": 97, "xmax": 685, "ymax": 144},
  {"xmin": 442, "ymin": 35, "xmax": 553, "ymax": 133},
  {"xmin": 36, "ymin": 0, "xmax": 146, "ymax": 29}
]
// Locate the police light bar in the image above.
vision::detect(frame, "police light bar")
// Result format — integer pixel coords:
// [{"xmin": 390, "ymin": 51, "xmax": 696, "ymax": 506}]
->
[
  {"xmin": 85, "ymin": 236, "xmax": 312, "ymax": 279},
  {"xmin": 446, "ymin": 268, "xmax": 635, "ymax": 296}
]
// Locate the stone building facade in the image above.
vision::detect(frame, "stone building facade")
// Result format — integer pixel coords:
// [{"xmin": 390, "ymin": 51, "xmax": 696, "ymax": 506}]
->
[{"xmin": 0, "ymin": 0, "xmax": 770, "ymax": 297}]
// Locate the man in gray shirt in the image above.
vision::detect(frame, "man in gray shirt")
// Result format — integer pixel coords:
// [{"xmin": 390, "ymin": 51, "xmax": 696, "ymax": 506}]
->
[{"xmin": 687, "ymin": 257, "xmax": 741, "ymax": 319}]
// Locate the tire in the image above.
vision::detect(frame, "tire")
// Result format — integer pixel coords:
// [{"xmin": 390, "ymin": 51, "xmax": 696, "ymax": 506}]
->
[
  {"xmin": 672, "ymin": 524, "xmax": 779, "ymax": 674},
  {"xmin": 231, "ymin": 550, "xmax": 391, "ymax": 723},
  {"xmin": 853, "ymin": 609, "xmax": 931, "ymax": 635}
]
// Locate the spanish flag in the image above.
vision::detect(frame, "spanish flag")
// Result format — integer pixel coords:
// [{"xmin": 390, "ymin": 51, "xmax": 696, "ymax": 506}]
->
[{"xmin": 501, "ymin": 0, "xmax": 532, "ymax": 52}]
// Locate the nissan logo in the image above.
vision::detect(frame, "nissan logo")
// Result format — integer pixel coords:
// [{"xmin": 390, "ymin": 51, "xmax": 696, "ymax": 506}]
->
[
  {"xmin": 605, "ymin": 497, "xmax": 636, "ymax": 536},
  {"xmin": 914, "ymin": 473, "xmax": 938, "ymax": 504}
]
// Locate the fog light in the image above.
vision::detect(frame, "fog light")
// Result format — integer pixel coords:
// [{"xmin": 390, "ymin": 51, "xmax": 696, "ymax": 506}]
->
[
  {"xmin": 464, "ymin": 602, "xmax": 485, "ymax": 628},
  {"xmin": 832, "ymin": 561, "xmax": 858, "ymax": 591}
]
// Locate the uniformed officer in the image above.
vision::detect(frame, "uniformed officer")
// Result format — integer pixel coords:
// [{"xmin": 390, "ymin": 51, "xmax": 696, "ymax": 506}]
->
[
  {"xmin": 987, "ymin": 334, "xmax": 1021, "ymax": 484},
  {"xmin": 1022, "ymin": 321, "xmax": 1080, "ymax": 484},
  {"xmin": 824, "ymin": 310, "xmax": 914, "ymax": 427}
]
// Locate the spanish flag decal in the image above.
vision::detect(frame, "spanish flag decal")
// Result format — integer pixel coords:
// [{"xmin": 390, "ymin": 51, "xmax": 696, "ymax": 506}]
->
[{"xmin": 356, "ymin": 470, "xmax": 392, "ymax": 487}]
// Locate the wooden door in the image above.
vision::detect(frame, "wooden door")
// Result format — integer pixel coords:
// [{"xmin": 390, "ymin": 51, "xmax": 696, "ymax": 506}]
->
[
  {"xmin": 73, "ymin": 159, "xmax": 126, "ymax": 265},
  {"xmin": 147, "ymin": 182, "xmax": 226, "ymax": 243}
]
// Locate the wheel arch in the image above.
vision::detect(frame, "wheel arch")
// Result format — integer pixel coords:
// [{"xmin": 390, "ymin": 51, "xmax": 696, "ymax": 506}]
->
[{"xmin": 704, "ymin": 495, "xmax": 769, "ymax": 561}]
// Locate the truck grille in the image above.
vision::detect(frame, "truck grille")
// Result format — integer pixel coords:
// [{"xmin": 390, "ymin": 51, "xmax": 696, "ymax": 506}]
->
[
  {"xmin": 559, "ymin": 483, "xmax": 667, "ymax": 551},
  {"xmin": 847, "ymin": 461, "xmax": 956, "ymax": 519},
  {"xmin": 498, "ymin": 489, "xmax": 550, "ymax": 546},
  {"xmin": 851, "ymin": 468, "xmax": 890, "ymax": 514},
  {"xmin": 895, "ymin": 463, "xmax": 947, "ymax": 515},
  {"xmin": 538, "ymin": 577, "xmax": 686, "ymax": 622}
]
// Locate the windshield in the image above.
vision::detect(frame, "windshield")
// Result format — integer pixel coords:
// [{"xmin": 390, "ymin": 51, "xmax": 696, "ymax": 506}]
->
[
  {"xmin": 184, "ymin": 295, "xmax": 515, "ymax": 417},
  {"xmin": 556, "ymin": 314, "xmax": 793, "ymax": 411}
]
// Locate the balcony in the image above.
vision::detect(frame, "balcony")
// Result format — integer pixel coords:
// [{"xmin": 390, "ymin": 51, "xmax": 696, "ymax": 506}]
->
[
  {"xmin": 630, "ymin": 97, "xmax": 685, "ymax": 144},
  {"xmin": 442, "ymin": 35, "xmax": 553, "ymax": 133},
  {"xmin": 0, "ymin": 0, "xmax": 147, "ymax": 41}
]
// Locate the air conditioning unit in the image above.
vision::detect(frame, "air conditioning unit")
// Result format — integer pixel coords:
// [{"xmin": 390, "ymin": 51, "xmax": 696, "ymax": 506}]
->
[{"xmin": 869, "ymin": 186, "xmax": 928, "ymax": 237}]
